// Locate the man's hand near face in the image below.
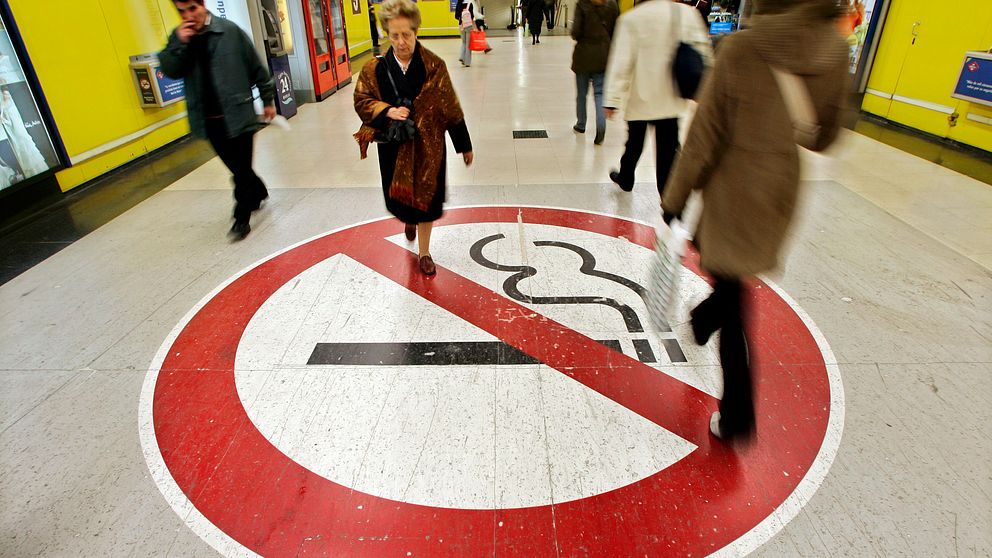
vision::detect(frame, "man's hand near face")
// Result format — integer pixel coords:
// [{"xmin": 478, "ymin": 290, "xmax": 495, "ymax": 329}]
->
[{"xmin": 177, "ymin": 21, "xmax": 197, "ymax": 43}]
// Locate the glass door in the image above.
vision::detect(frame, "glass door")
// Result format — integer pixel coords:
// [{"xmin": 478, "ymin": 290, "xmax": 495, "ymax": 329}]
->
[
  {"xmin": 304, "ymin": 0, "xmax": 338, "ymax": 98},
  {"xmin": 326, "ymin": 0, "xmax": 352, "ymax": 86}
]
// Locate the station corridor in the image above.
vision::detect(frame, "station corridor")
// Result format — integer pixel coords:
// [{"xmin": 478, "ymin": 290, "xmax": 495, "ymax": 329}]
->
[{"xmin": 1, "ymin": 34, "xmax": 990, "ymax": 557}]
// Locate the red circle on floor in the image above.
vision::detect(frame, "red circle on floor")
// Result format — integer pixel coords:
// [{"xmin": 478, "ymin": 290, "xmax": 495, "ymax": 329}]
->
[{"xmin": 150, "ymin": 206, "xmax": 839, "ymax": 556}]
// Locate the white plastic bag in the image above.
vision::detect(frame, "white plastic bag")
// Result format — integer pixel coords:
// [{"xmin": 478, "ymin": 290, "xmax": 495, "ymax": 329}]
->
[{"xmin": 646, "ymin": 220, "xmax": 690, "ymax": 331}]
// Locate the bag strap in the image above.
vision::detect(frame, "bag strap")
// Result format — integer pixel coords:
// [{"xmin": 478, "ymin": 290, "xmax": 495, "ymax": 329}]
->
[
  {"xmin": 769, "ymin": 66, "xmax": 821, "ymax": 148},
  {"xmin": 378, "ymin": 55, "xmax": 402, "ymax": 100}
]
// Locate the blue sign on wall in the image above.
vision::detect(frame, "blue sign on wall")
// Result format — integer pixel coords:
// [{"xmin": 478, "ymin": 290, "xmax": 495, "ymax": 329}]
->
[
  {"xmin": 155, "ymin": 68, "xmax": 185, "ymax": 104},
  {"xmin": 952, "ymin": 53, "xmax": 992, "ymax": 108}
]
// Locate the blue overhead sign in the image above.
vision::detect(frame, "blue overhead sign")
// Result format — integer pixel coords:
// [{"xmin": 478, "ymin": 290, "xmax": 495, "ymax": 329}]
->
[{"xmin": 952, "ymin": 52, "xmax": 992, "ymax": 108}]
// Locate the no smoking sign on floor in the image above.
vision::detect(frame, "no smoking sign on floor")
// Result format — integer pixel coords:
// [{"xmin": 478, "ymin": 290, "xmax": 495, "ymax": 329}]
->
[{"xmin": 140, "ymin": 206, "xmax": 844, "ymax": 557}]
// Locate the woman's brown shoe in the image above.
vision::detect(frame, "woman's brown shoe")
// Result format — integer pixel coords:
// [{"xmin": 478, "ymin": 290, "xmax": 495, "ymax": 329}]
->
[
  {"xmin": 405, "ymin": 223, "xmax": 416, "ymax": 241},
  {"xmin": 419, "ymin": 255, "xmax": 436, "ymax": 276}
]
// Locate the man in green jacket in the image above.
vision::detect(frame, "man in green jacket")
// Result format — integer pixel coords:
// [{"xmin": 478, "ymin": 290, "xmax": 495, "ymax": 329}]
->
[{"xmin": 160, "ymin": 0, "xmax": 276, "ymax": 240}]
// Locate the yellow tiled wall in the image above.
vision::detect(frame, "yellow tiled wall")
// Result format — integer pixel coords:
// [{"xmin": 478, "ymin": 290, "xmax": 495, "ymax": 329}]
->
[
  {"xmin": 862, "ymin": 0, "xmax": 992, "ymax": 152},
  {"xmin": 9, "ymin": 0, "xmax": 191, "ymax": 192}
]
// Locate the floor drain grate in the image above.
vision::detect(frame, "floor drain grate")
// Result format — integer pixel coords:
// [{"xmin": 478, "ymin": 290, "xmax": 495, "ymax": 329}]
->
[{"xmin": 513, "ymin": 130, "xmax": 549, "ymax": 139}]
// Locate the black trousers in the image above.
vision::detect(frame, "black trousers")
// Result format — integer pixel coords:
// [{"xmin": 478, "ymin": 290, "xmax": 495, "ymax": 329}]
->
[
  {"xmin": 692, "ymin": 276, "xmax": 755, "ymax": 438},
  {"xmin": 616, "ymin": 118, "xmax": 679, "ymax": 195},
  {"xmin": 206, "ymin": 119, "xmax": 268, "ymax": 222}
]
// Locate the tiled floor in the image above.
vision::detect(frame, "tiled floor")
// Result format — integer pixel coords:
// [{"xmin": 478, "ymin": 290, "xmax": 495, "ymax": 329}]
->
[{"xmin": 0, "ymin": 34, "xmax": 990, "ymax": 557}]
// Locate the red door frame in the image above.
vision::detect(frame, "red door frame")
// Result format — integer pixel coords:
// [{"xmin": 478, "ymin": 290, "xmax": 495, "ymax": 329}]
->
[
  {"xmin": 301, "ymin": 0, "xmax": 352, "ymax": 99},
  {"xmin": 325, "ymin": 0, "xmax": 353, "ymax": 87}
]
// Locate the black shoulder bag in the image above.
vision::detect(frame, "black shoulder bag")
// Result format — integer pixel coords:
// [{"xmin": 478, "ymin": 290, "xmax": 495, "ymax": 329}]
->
[
  {"xmin": 671, "ymin": 5, "xmax": 704, "ymax": 99},
  {"xmin": 374, "ymin": 57, "xmax": 417, "ymax": 144}
]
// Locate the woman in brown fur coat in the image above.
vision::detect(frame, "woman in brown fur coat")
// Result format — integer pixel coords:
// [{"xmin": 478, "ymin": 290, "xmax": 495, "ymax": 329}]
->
[{"xmin": 354, "ymin": 0, "xmax": 474, "ymax": 276}]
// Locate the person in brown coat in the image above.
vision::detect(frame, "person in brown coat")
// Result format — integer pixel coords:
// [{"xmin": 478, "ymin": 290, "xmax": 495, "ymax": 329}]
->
[
  {"xmin": 661, "ymin": 0, "xmax": 848, "ymax": 442},
  {"xmin": 570, "ymin": 0, "xmax": 619, "ymax": 144},
  {"xmin": 353, "ymin": 0, "xmax": 474, "ymax": 276}
]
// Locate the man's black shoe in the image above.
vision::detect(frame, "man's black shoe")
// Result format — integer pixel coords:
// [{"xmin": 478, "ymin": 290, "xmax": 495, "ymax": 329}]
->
[
  {"xmin": 229, "ymin": 221, "xmax": 251, "ymax": 240},
  {"xmin": 609, "ymin": 170, "xmax": 633, "ymax": 192}
]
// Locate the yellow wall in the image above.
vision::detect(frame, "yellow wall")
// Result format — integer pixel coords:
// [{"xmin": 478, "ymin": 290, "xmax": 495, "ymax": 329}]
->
[
  {"xmin": 8, "ymin": 0, "xmax": 190, "ymax": 192},
  {"xmin": 862, "ymin": 0, "xmax": 992, "ymax": 152},
  {"xmin": 345, "ymin": 0, "xmax": 374, "ymax": 57},
  {"xmin": 418, "ymin": 0, "xmax": 460, "ymax": 37}
]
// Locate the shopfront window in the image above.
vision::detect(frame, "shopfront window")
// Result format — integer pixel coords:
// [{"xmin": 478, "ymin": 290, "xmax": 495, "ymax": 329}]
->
[
  {"xmin": 840, "ymin": 0, "xmax": 880, "ymax": 74},
  {"xmin": 0, "ymin": 17, "xmax": 59, "ymax": 190}
]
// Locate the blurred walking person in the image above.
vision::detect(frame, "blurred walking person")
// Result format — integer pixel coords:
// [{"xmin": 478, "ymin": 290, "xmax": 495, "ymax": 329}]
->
[
  {"xmin": 604, "ymin": 0, "xmax": 710, "ymax": 194},
  {"xmin": 159, "ymin": 0, "xmax": 276, "ymax": 240},
  {"xmin": 354, "ymin": 0, "xmax": 474, "ymax": 276},
  {"xmin": 525, "ymin": 0, "xmax": 546, "ymax": 44},
  {"xmin": 571, "ymin": 0, "xmax": 619, "ymax": 145},
  {"xmin": 455, "ymin": 0, "xmax": 476, "ymax": 65},
  {"xmin": 661, "ymin": 0, "xmax": 848, "ymax": 442}
]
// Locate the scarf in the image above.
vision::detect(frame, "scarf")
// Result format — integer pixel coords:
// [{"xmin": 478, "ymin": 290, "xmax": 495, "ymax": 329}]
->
[{"xmin": 354, "ymin": 45, "xmax": 466, "ymax": 211}]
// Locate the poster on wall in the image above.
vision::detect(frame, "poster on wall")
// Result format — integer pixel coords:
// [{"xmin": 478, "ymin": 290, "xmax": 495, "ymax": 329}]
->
[{"xmin": 0, "ymin": 21, "xmax": 59, "ymax": 191}]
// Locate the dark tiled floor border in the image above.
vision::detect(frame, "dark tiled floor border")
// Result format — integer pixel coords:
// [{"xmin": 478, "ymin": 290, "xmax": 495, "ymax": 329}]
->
[{"xmin": 0, "ymin": 136, "xmax": 216, "ymax": 286}]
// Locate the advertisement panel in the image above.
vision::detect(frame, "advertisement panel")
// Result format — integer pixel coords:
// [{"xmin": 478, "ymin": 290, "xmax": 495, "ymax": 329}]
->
[
  {"xmin": 269, "ymin": 54, "xmax": 297, "ymax": 117},
  {"xmin": 0, "ymin": 18, "xmax": 59, "ymax": 190}
]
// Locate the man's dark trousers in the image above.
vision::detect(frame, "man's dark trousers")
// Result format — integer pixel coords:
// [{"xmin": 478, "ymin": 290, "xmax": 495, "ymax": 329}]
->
[
  {"xmin": 616, "ymin": 118, "xmax": 679, "ymax": 195},
  {"xmin": 205, "ymin": 118, "xmax": 268, "ymax": 223}
]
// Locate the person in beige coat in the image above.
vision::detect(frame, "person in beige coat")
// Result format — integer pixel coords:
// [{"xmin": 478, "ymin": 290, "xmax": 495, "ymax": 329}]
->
[
  {"xmin": 603, "ymin": 0, "xmax": 711, "ymax": 193},
  {"xmin": 661, "ymin": 0, "xmax": 848, "ymax": 442}
]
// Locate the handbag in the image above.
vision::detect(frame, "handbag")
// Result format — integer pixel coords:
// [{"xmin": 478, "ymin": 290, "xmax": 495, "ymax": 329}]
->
[
  {"xmin": 769, "ymin": 67, "xmax": 821, "ymax": 150},
  {"xmin": 374, "ymin": 58, "xmax": 417, "ymax": 144},
  {"xmin": 671, "ymin": 5, "xmax": 704, "ymax": 99},
  {"xmin": 469, "ymin": 29, "xmax": 488, "ymax": 51},
  {"xmin": 646, "ymin": 219, "xmax": 691, "ymax": 331}
]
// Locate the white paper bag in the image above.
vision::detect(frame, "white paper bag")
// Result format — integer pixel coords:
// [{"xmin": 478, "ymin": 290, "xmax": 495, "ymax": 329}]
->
[{"xmin": 646, "ymin": 220, "xmax": 690, "ymax": 331}]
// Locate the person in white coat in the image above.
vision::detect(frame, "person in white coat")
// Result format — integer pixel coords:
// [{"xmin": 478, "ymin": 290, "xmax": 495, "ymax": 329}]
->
[{"xmin": 603, "ymin": 0, "xmax": 711, "ymax": 194}]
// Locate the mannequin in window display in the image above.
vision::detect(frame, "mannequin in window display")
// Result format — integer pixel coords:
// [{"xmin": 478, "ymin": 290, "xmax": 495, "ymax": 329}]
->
[{"xmin": 0, "ymin": 88, "xmax": 48, "ymax": 177}]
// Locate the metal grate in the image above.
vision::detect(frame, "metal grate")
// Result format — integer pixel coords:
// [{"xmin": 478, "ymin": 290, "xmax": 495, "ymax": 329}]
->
[{"xmin": 513, "ymin": 130, "xmax": 549, "ymax": 139}]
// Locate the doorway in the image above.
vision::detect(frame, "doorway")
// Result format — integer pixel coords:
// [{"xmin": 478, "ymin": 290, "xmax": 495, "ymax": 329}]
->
[{"xmin": 302, "ymin": 0, "xmax": 353, "ymax": 99}]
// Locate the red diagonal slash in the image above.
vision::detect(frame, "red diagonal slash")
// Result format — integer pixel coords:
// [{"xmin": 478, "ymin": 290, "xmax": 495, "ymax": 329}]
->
[{"xmin": 341, "ymin": 232, "xmax": 717, "ymax": 448}]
